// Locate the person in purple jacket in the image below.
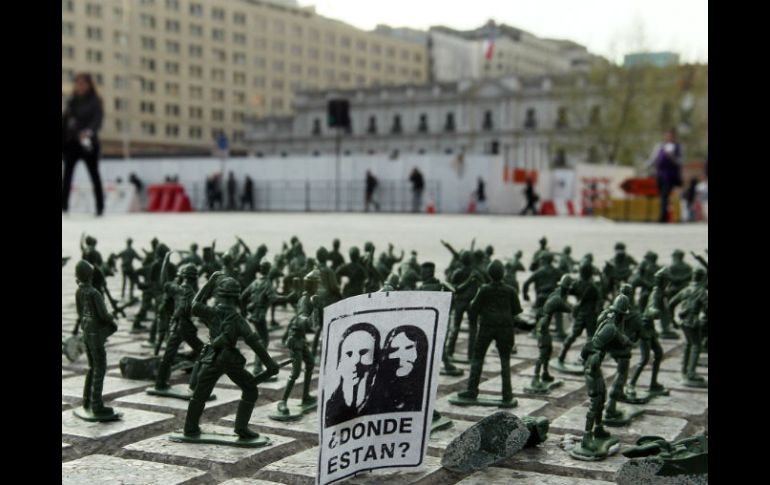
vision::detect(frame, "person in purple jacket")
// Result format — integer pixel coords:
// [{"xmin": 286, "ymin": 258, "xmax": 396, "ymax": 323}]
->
[{"xmin": 647, "ymin": 129, "xmax": 683, "ymax": 223}]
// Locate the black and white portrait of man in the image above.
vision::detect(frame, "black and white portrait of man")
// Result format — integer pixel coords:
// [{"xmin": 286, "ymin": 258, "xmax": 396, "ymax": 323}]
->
[
  {"xmin": 324, "ymin": 322, "xmax": 380, "ymax": 427},
  {"xmin": 369, "ymin": 325, "xmax": 428, "ymax": 414}
]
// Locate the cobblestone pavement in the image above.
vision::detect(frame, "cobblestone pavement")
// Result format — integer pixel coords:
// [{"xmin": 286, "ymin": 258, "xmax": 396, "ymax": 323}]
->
[{"xmin": 62, "ymin": 213, "xmax": 708, "ymax": 484}]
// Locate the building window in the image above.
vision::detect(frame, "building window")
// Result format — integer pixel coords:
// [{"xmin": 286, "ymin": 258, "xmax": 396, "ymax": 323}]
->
[
  {"xmin": 273, "ymin": 20, "xmax": 285, "ymax": 34},
  {"xmin": 233, "ymin": 72, "xmax": 246, "ymax": 85},
  {"xmin": 189, "ymin": 126, "xmax": 202, "ymax": 139},
  {"xmin": 291, "ymin": 45, "xmax": 302, "ymax": 56},
  {"xmin": 212, "ymin": 109, "xmax": 224, "ymax": 121},
  {"xmin": 114, "ymin": 98, "xmax": 128, "ymax": 111},
  {"xmin": 165, "ymin": 41, "xmax": 179, "ymax": 54},
  {"xmin": 62, "ymin": 22, "xmax": 74, "ymax": 36},
  {"xmin": 312, "ymin": 118, "xmax": 321, "ymax": 136},
  {"xmin": 211, "ymin": 68, "xmax": 225, "ymax": 81},
  {"xmin": 189, "ymin": 45, "xmax": 203, "ymax": 57},
  {"xmin": 367, "ymin": 116, "xmax": 377, "ymax": 134},
  {"xmin": 113, "ymin": 31, "xmax": 128, "ymax": 46},
  {"xmin": 418, "ymin": 114, "xmax": 428, "ymax": 133},
  {"xmin": 189, "ymin": 3, "xmax": 202, "ymax": 17},
  {"xmin": 86, "ymin": 49, "xmax": 103, "ymax": 63},
  {"xmin": 189, "ymin": 65, "xmax": 202, "ymax": 78},
  {"xmin": 139, "ymin": 14, "xmax": 155, "ymax": 29},
  {"xmin": 165, "ymin": 82, "xmax": 179, "ymax": 96},
  {"xmin": 141, "ymin": 37, "xmax": 155, "ymax": 50},
  {"xmin": 165, "ymin": 124, "xmax": 179, "ymax": 137},
  {"xmin": 234, "ymin": 52, "xmax": 246, "ymax": 65},
  {"xmin": 234, "ymin": 92, "xmax": 245, "ymax": 104},
  {"xmin": 232, "ymin": 111, "xmax": 245, "ymax": 123},
  {"xmin": 524, "ymin": 108, "xmax": 537, "ymax": 129},
  {"xmin": 113, "ymin": 76, "xmax": 128, "ymax": 89},
  {"xmin": 212, "ymin": 89, "xmax": 225, "ymax": 102},
  {"xmin": 85, "ymin": 3, "xmax": 102, "ymax": 17},
  {"xmin": 254, "ymin": 57, "xmax": 266, "ymax": 69},
  {"xmin": 63, "ymin": 1, "xmax": 74, "ymax": 13},
  {"xmin": 213, "ymin": 49, "xmax": 226, "ymax": 62},
  {"xmin": 272, "ymin": 60, "xmax": 285, "ymax": 73},
  {"xmin": 86, "ymin": 26, "xmax": 102, "ymax": 40},
  {"xmin": 140, "ymin": 101, "xmax": 155, "ymax": 114},
  {"xmin": 482, "ymin": 110, "xmax": 493, "ymax": 131},
  {"xmin": 253, "ymin": 77, "xmax": 265, "ymax": 88},
  {"xmin": 140, "ymin": 57, "xmax": 156, "ymax": 71},
  {"xmin": 165, "ymin": 62, "xmax": 179, "ymax": 74},
  {"xmin": 189, "ymin": 106, "xmax": 203, "ymax": 119},
  {"xmin": 391, "ymin": 114, "xmax": 402, "ymax": 134},
  {"xmin": 140, "ymin": 79, "xmax": 155, "ymax": 93},
  {"xmin": 189, "ymin": 86, "xmax": 202, "ymax": 99},
  {"xmin": 340, "ymin": 37, "xmax": 351, "ymax": 48},
  {"xmin": 62, "ymin": 45, "xmax": 75, "ymax": 59},
  {"xmin": 271, "ymin": 79, "xmax": 284, "ymax": 90},
  {"xmin": 165, "ymin": 0, "xmax": 179, "ymax": 10},
  {"xmin": 141, "ymin": 122, "xmax": 156, "ymax": 135},
  {"xmin": 554, "ymin": 148, "xmax": 567, "ymax": 167},
  {"xmin": 234, "ymin": 33, "xmax": 246, "ymax": 45},
  {"xmin": 212, "ymin": 7, "xmax": 225, "ymax": 20},
  {"xmin": 165, "ymin": 104, "xmax": 180, "ymax": 116},
  {"xmin": 556, "ymin": 107, "xmax": 568, "ymax": 129},
  {"xmin": 190, "ymin": 24, "xmax": 203, "ymax": 37},
  {"xmin": 444, "ymin": 112, "xmax": 455, "ymax": 132},
  {"xmin": 212, "ymin": 28, "xmax": 225, "ymax": 41},
  {"xmin": 234, "ymin": 12, "xmax": 246, "ymax": 25}
]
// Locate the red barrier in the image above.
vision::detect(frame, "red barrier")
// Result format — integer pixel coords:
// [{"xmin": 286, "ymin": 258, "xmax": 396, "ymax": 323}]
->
[
  {"xmin": 146, "ymin": 183, "xmax": 194, "ymax": 212},
  {"xmin": 620, "ymin": 177, "xmax": 659, "ymax": 197}
]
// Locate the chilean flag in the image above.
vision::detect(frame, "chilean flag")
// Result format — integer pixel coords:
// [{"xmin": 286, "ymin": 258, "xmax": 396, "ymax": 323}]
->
[{"xmin": 482, "ymin": 30, "xmax": 495, "ymax": 60}]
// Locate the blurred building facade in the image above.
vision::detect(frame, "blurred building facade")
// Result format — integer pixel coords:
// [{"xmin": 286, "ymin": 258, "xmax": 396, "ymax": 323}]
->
[
  {"xmin": 61, "ymin": 0, "xmax": 428, "ymax": 156},
  {"xmin": 624, "ymin": 51, "xmax": 680, "ymax": 68}
]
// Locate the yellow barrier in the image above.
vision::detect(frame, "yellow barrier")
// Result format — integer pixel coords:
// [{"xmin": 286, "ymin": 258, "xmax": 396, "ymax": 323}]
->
[{"xmin": 591, "ymin": 195, "xmax": 681, "ymax": 222}]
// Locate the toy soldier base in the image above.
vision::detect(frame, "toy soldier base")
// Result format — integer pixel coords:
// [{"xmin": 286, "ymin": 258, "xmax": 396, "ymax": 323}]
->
[
  {"xmin": 550, "ymin": 357, "xmax": 584, "ymax": 375},
  {"xmin": 147, "ymin": 385, "xmax": 217, "ymax": 402},
  {"xmin": 449, "ymin": 391, "xmax": 518, "ymax": 409},
  {"xmin": 682, "ymin": 375, "xmax": 708, "ymax": 388},
  {"xmin": 73, "ymin": 406, "xmax": 123, "ymax": 422},
  {"xmin": 524, "ymin": 377, "xmax": 563, "ymax": 395},
  {"xmin": 604, "ymin": 406, "xmax": 644, "ymax": 427},
  {"xmin": 431, "ymin": 410, "xmax": 453, "ymax": 433},
  {"xmin": 569, "ymin": 433, "xmax": 620, "ymax": 461},
  {"xmin": 169, "ymin": 431, "xmax": 271, "ymax": 448},
  {"xmin": 620, "ymin": 385, "xmax": 669, "ymax": 405},
  {"xmin": 268, "ymin": 398, "xmax": 317, "ymax": 422}
]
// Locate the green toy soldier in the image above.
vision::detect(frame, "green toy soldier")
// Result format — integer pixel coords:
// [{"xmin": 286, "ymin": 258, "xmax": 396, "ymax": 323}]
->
[
  {"xmin": 133, "ymin": 243, "xmax": 170, "ymax": 334},
  {"xmin": 81, "ymin": 234, "xmax": 124, "ymax": 317},
  {"xmin": 625, "ymin": 271, "xmax": 669, "ymax": 401},
  {"xmin": 73, "ymin": 260, "xmax": 120, "ymax": 421},
  {"xmin": 336, "ymin": 246, "xmax": 367, "ymax": 298},
  {"xmin": 445, "ymin": 251, "xmax": 483, "ymax": 363},
  {"xmin": 238, "ymin": 241, "xmax": 268, "ymax": 288},
  {"xmin": 152, "ymin": 262, "xmax": 179, "ymax": 355},
  {"xmin": 522, "ymin": 252, "xmax": 563, "ymax": 323},
  {"xmin": 328, "ymin": 238, "xmax": 345, "ymax": 270},
  {"xmin": 629, "ymin": 251, "xmax": 660, "ymax": 309},
  {"xmin": 658, "ymin": 250, "xmax": 693, "ymax": 339},
  {"xmin": 503, "ymin": 250, "xmax": 526, "ymax": 292},
  {"xmin": 200, "ymin": 243, "xmax": 222, "ymax": 279},
  {"xmin": 311, "ymin": 247, "xmax": 342, "ymax": 359},
  {"xmin": 529, "ymin": 237, "xmax": 549, "ymax": 271},
  {"xmin": 669, "ymin": 268, "xmax": 708, "ymax": 387},
  {"xmin": 180, "ymin": 243, "xmax": 203, "ymax": 267},
  {"xmin": 602, "ymin": 242, "xmax": 638, "ymax": 299},
  {"xmin": 558, "ymin": 246, "xmax": 576, "ymax": 274},
  {"xmin": 380, "ymin": 273, "xmax": 401, "ymax": 292},
  {"xmin": 554, "ymin": 263, "xmax": 601, "ymax": 374},
  {"xmin": 172, "ymin": 273, "xmax": 281, "ymax": 447},
  {"xmin": 527, "ymin": 275, "xmax": 571, "ymax": 393},
  {"xmin": 602, "ymin": 284, "xmax": 645, "ymax": 423},
  {"xmin": 241, "ymin": 262, "xmax": 296, "ymax": 375},
  {"xmin": 270, "ymin": 274, "xmax": 320, "ymax": 421},
  {"xmin": 117, "ymin": 238, "xmax": 141, "ymax": 301},
  {"xmin": 362, "ymin": 242, "xmax": 385, "ymax": 292},
  {"xmin": 148, "ymin": 261, "xmax": 206, "ymax": 399},
  {"xmin": 569, "ymin": 295, "xmax": 632, "ymax": 460},
  {"xmin": 451, "ymin": 260, "xmax": 522, "ymax": 408},
  {"xmin": 418, "ymin": 262, "xmax": 462, "ymax": 378}
]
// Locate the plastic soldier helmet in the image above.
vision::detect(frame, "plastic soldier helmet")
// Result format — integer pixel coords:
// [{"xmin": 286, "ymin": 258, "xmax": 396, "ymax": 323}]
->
[
  {"xmin": 75, "ymin": 260, "xmax": 94, "ymax": 283},
  {"xmin": 304, "ymin": 271, "xmax": 320, "ymax": 292},
  {"xmin": 387, "ymin": 274, "xmax": 400, "ymax": 288},
  {"xmin": 487, "ymin": 260, "xmax": 504, "ymax": 281},
  {"xmin": 539, "ymin": 237, "xmax": 547, "ymax": 247},
  {"xmin": 584, "ymin": 253, "xmax": 594, "ymax": 263},
  {"xmin": 349, "ymin": 246, "xmax": 360, "ymax": 261},
  {"xmin": 268, "ymin": 268, "xmax": 283, "ymax": 280},
  {"xmin": 156, "ymin": 243, "xmax": 170, "ymax": 258},
  {"xmin": 558, "ymin": 274, "xmax": 574, "ymax": 290},
  {"xmin": 316, "ymin": 246, "xmax": 328, "ymax": 263},
  {"xmin": 151, "ymin": 237, "xmax": 159, "ymax": 248},
  {"xmin": 564, "ymin": 246, "xmax": 571, "ymax": 255},
  {"xmin": 541, "ymin": 252, "xmax": 554, "ymax": 264},
  {"xmin": 190, "ymin": 243, "xmax": 198, "ymax": 251},
  {"xmin": 364, "ymin": 241, "xmax": 375, "ymax": 253},
  {"xmin": 290, "ymin": 236, "xmax": 299, "ymax": 245},
  {"xmin": 515, "ymin": 250, "xmax": 523, "ymax": 258},
  {"xmin": 215, "ymin": 277, "xmax": 241, "ymax": 298},
  {"xmin": 611, "ymin": 294, "xmax": 631, "ymax": 315},
  {"xmin": 126, "ymin": 238, "xmax": 133, "ymax": 245},
  {"xmin": 333, "ymin": 238, "xmax": 340, "ymax": 250},
  {"xmin": 257, "ymin": 244, "xmax": 268, "ymax": 256},
  {"xmin": 615, "ymin": 242, "xmax": 626, "ymax": 252},
  {"xmin": 485, "ymin": 245, "xmax": 494, "ymax": 256},
  {"xmin": 179, "ymin": 264, "xmax": 198, "ymax": 279},
  {"xmin": 644, "ymin": 251, "xmax": 658, "ymax": 262},
  {"xmin": 421, "ymin": 262, "xmax": 436, "ymax": 279},
  {"xmin": 460, "ymin": 250, "xmax": 472, "ymax": 265},
  {"xmin": 259, "ymin": 261, "xmax": 272, "ymax": 275},
  {"xmin": 473, "ymin": 249, "xmax": 485, "ymax": 263},
  {"xmin": 672, "ymin": 249, "xmax": 684, "ymax": 260},
  {"xmin": 85, "ymin": 235, "xmax": 97, "ymax": 246},
  {"xmin": 620, "ymin": 283, "xmax": 633, "ymax": 297}
]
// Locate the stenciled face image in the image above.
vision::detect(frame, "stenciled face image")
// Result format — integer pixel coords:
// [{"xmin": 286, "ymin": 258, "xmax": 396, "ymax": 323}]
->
[
  {"xmin": 338, "ymin": 330, "xmax": 376, "ymax": 385},
  {"xmin": 388, "ymin": 331, "xmax": 417, "ymax": 377}
]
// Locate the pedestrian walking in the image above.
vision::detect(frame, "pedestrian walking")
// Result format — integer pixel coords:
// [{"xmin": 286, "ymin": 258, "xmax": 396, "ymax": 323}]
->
[
  {"xmin": 647, "ymin": 128, "xmax": 683, "ymax": 223},
  {"xmin": 226, "ymin": 172, "xmax": 237, "ymax": 210},
  {"xmin": 682, "ymin": 177, "xmax": 699, "ymax": 222},
  {"xmin": 409, "ymin": 168, "xmax": 425, "ymax": 213},
  {"xmin": 365, "ymin": 170, "xmax": 380, "ymax": 212},
  {"xmin": 241, "ymin": 175, "xmax": 255, "ymax": 210},
  {"xmin": 476, "ymin": 177, "xmax": 487, "ymax": 213},
  {"xmin": 62, "ymin": 73, "xmax": 105, "ymax": 216},
  {"xmin": 520, "ymin": 177, "xmax": 539, "ymax": 215}
]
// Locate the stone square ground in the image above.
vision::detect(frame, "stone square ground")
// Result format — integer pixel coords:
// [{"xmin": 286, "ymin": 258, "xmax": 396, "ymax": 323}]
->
[{"xmin": 62, "ymin": 213, "xmax": 707, "ymax": 484}]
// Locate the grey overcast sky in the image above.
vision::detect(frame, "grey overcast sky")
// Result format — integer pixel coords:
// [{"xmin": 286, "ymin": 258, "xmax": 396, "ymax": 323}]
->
[{"xmin": 301, "ymin": 0, "xmax": 708, "ymax": 63}]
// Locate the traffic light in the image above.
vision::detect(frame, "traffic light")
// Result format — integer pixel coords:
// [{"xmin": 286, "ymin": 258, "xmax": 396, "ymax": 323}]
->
[{"xmin": 327, "ymin": 99, "xmax": 350, "ymax": 129}]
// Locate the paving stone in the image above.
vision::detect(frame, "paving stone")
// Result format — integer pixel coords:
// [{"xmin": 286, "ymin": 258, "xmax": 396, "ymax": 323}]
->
[
  {"xmin": 62, "ymin": 370, "xmax": 76, "ymax": 378},
  {"xmin": 455, "ymin": 466, "xmax": 614, "ymax": 484},
  {"xmin": 634, "ymin": 369, "xmax": 708, "ymax": 393},
  {"xmin": 114, "ymin": 386, "xmax": 244, "ymax": 413},
  {"xmin": 62, "ymin": 407, "xmax": 173, "ymax": 441},
  {"xmin": 550, "ymin": 404, "xmax": 688, "ymax": 442},
  {"xmin": 123, "ymin": 426, "xmax": 296, "ymax": 470},
  {"xmin": 62, "ymin": 454, "xmax": 208, "ymax": 485},
  {"xmin": 625, "ymin": 390, "xmax": 708, "ymax": 417},
  {"xmin": 62, "ymin": 375, "xmax": 150, "ymax": 402},
  {"xmin": 659, "ymin": 355, "xmax": 708, "ymax": 374},
  {"xmin": 434, "ymin": 395, "xmax": 549, "ymax": 422},
  {"xmin": 218, "ymin": 480, "xmax": 285, "ymax": 485},
  {"xmin": 426, "ymin": 419, "xmax": 476, "ymax": 454}
]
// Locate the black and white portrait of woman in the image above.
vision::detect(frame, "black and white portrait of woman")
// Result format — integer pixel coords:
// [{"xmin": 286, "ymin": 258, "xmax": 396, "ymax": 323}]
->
[
  {"xmin": 324, "ymin": 322, "xmax": 380, "ymax": 427},
  {"xmin": 369, "ymin": 325, "xmax": 428, "ymax": 414}
]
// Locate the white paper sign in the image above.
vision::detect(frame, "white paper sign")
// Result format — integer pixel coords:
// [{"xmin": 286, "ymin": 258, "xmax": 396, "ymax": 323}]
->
[{"xmin": 316, "ymin": 291, "xmax": 451, "ymax": 485}]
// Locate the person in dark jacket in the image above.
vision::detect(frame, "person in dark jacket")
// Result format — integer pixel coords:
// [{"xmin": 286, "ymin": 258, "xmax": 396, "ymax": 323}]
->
[
  {"xmin": 520, "ymin": 177, "xmax": 539, "ymax": 215},
  {"xmin": 62, "ymin": 73, "xmax": 105, "ymax": 215},
  {"xmin": 409, "ymin": 168, "xmax": 425, "ymax": 213},
  {"xmin": 365, "ymin": 170, "xmax": 380, "ymax": 212},
  {"xmin": 648, "ymin": 129, "xmax": 683, "ymax": 223},
  {"xmin": 241, "ymin": 175, "xmax": 255, "ymax": 210},
  {"xmin": 226, "ymin": 172, "xmax": 237, "ymax": 210}
]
